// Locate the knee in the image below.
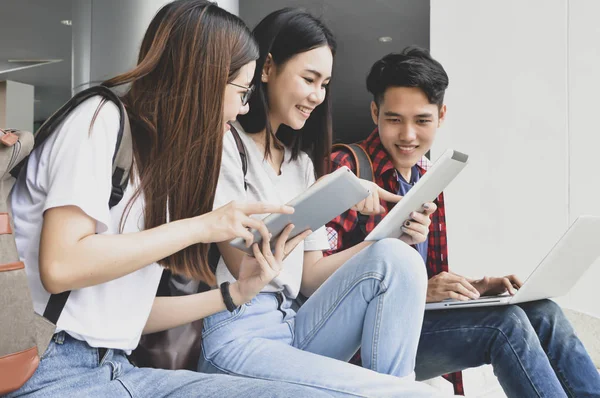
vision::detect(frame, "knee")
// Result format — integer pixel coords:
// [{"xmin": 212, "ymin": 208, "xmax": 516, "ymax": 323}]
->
[
  {"xmin": 524, "ymin": 299, "xmax": 574, "ymax": 336},
  {"xmin": 526, "ymin": 299, "xmax": 564, "ymax": 320},
  {"xmin": 493, "ymin": 305, "xmax": 537, "ymax": 341},
  {"xmin": 368, "ymin": 238, "xmax": 428, "ymax": 292},
  {"xmin": 484, "ymin": 306, "xmax": 544, "ymax": 364}
]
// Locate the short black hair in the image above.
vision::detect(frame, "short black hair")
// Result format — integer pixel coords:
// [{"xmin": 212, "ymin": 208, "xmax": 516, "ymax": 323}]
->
[
  {"xmin": 238, "ymin": 8, "xmax": 336, "ymax": 177},
  {"xmin": 366, "ymin": 46, "xmax": 449, "ymax": 109}
]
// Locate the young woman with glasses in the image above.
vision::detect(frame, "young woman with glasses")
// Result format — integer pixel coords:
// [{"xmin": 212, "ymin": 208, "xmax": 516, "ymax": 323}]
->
[{"xmin": 6, "ymin": 2, "xmax": 337, "ymax": 397}]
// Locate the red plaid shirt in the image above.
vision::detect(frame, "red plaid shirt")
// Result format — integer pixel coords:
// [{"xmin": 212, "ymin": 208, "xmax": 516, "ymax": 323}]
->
[{"xmin": 326, "ymin": 128, "xmax": 464, "ymax": 395}]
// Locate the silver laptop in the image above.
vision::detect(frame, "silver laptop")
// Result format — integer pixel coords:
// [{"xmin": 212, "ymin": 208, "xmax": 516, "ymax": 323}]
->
[{"xmin": 425, "ymin": 215, "xmax": 600, "ymax": 310}]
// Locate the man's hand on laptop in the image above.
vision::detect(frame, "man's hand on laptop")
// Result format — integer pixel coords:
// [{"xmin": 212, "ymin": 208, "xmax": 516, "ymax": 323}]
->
[
  {"xmin": 426, "ymin": 271, "xmax": 481, "ymax": 302},
  {"xmin": 467, "ymin": 275, "xmax": 523, "ymax": 297}
]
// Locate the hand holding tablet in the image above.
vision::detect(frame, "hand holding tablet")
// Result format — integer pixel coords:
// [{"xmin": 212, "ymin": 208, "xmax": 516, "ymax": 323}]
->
[
  {"xmin": 365, "ymin": 149, "xmax": 469, "ymax": 241},
  {"xmin": 229, "ymin": 166, "xmax": 371, "ymax": 254}
]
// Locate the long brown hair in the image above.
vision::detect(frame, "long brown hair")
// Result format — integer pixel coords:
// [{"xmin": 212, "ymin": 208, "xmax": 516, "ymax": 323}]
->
[{"xmin": 103, "ymin": 0, "xmax": 258, "ymax": 284}]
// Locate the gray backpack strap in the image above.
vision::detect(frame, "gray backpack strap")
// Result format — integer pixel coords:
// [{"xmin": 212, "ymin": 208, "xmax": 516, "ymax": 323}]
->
[
  {"xmin": 41, "ymin": 86, "xmax": 133, "ymax": 326},
  {"xmin": 106, "ymin": 98, "xmax": 133, "ymax": 207}
]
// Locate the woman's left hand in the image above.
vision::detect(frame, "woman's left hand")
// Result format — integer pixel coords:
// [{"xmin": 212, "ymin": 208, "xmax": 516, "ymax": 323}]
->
[
  {"xmin": 352, "ymin": 180, "xmax": 403, "ymax": 216},
  {"xmin": 399, "ymin": 202, "xmax": 437, "ymax": 245},
  {"xmin": 233, "ymin": 224, "xmax": 313, "ymax": 304}
]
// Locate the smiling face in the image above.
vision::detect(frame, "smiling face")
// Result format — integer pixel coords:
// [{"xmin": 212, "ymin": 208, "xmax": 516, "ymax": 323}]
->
[
  {"xmin": 223, "ymin": 60, "xmax": 256, "ymax": 133},
  {"xmin": 372, "ymin": 86, "xmax": 446, "ymax": 173},
  {"xmin": 262, "ymin": 45, "xmax": 333, "ymax": 131}
]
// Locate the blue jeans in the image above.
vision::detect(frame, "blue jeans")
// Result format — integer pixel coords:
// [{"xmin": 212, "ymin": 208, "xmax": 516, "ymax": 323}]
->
[
  {"xmin": 416, "ymin": 300, "xmax": 600, "ymax": 397},
  {"xmin": 6, "ymin": 331, "xmax": 334, "ymax": 397},
  {"xmin": 199, "ymin": 239, "xmax": 450, "ymax": 397}
]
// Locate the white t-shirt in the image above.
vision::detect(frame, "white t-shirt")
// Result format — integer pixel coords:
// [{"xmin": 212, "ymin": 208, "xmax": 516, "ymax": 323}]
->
[
  {"xmin": 10, "ymin": 96, "xmax": 163, "ymax": 352},
  {"xmin": 213, "ymin": 122, "xmax": 330, "ymax": 299}
]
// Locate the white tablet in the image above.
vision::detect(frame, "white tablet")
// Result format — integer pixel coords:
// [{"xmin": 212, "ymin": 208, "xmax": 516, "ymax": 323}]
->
[
  {"xmin": 365, "ymin": 149, "xmax": 469, "ymax": 241},
  {"xmin": 229, "ymin": 166, "xmax": 370, "ymax": 254}
]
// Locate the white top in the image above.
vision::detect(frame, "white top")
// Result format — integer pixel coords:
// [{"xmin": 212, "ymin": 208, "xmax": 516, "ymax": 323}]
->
[
  {"xmin": 10, "ymin": 96, "xmax": 163, "ymax": 352},
  {"xmin": 213, "ymin": 122, "xmax": 330, "ymax": 299}
]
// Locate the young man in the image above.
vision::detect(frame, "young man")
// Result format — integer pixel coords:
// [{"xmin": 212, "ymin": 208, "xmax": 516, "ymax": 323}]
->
[{"xmin": 326, "ymin": 47, "xmax": 600, "ymax": 397}]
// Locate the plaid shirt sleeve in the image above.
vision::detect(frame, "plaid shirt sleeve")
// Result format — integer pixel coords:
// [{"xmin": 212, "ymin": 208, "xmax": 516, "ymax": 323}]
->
[{"xmin": 325, "ymin": 150, "xmax": 360, "ymax": 256}]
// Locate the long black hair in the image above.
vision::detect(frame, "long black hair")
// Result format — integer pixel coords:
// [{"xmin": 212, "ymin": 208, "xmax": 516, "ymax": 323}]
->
[{"xmin": 237, "ymin": 8, "xmax": 336, "ymax": 177}]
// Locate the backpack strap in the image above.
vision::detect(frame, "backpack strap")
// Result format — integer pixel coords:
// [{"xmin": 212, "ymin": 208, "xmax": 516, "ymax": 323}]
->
[
  {"xmin": 40, "ymin": 86, "xmax": 132, "ymax": 326},
  {"xmin": 332, "ymin": 143, "xmax": 374, "ymax": 182},
  {"xmin": 106, "ymin": 98, "xmax": 132, "ymax": 207},
  {"xmin": 12, "ymin": 85, "xmax": 132, "ymax": 209},
  {"xmin": 332, "ymin": 143, "xmax": 374, "ymax": 235},
  {"xmin": 229, "ymin": 124, "xmax": 248, "ymax": 190}
]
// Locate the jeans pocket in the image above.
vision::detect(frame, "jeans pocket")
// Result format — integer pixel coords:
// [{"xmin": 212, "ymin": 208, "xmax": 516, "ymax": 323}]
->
[{"xmin": 202, "ymin": 305, "xmax": 247, "ymax": 338}]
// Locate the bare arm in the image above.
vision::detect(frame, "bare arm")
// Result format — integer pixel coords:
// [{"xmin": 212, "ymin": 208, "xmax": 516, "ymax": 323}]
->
[
  {"xmin": 216, "ymin": 241, "xmax": 246, "ymax": 280},
  {"xmin": 299, "ymin": 178, "xmax": 408, "ymax": 296},
  {"xmin": 144, "ymin": 285, "xmax": 247, "ymax": 334},
  {"xmin": 300, "ymin": 241, "xmax": 373, "ymax": 297},
  {"xmin": 40, "ymin": 205, "xmax": 199, "ymax": 294},
  {"xmin": 143, "ymin": 228, "xmax": 316, "ymax": 334},
  {"xmin": 40, "ymin": 201, "xmax": 293, "ymax": 294},
  {"xmin": 300, "ymin": 202, "xmax": 438, "ymax": 297},
  {"xmin": 144, "ymin": 224, "xmax": 315, "ymax": 334}
]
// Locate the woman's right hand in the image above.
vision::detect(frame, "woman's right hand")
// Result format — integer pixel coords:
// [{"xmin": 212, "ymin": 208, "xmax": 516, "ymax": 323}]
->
[
  {"xmin": 193, "ymin": 201, "xmax": 294, "ymax": 246},
  {"xmin": 352, "ymin": 179, "xmax": 403, "ymax": 215},
  {"xmin": 231, "ymin": 224, "xmax": 313, "ymax": 304}
]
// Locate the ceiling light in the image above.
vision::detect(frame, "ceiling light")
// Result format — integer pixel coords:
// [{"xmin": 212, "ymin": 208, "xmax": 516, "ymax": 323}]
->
[
  {"xmin": 61, "ymin": 20, "xmax": 72, "ymax": 26},
  {"xmin": 7, "ymin": 59, "xmax": 62, "ymax": 63},
  {"xmin": 378, "ymin": 36, "xmax": 393, "ymax": 43}
]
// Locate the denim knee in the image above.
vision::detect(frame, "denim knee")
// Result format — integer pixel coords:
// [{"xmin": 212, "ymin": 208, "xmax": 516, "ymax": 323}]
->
[
  {"xmin": 490, "ymin": 305, "xmax": 539, "ymax": 346},
  {"xmin": 522, "ymin": 299, "xmax": 565, "ymax": 322},
  {"xmin": 520, "ymin": 299, "xmax": 575, "ymax": 337},
  {"xmin": 368, "ymin": 238, "xmax": 428, "ymax": 294}
]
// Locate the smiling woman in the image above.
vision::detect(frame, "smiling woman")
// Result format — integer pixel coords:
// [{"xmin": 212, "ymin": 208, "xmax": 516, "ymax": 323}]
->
[
  {"xmin": 196, "ymin": 7, "xmax": 446, "ymax": 398},
  {"xmin": 238, "ymin": 7, "xmax": 336, "ymax": 178}
]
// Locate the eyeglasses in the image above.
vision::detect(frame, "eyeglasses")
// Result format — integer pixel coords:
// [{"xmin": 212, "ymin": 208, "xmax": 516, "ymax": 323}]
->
[{"xmin": 228, "ymin": 82, "xmax": 255, "ymax": 106}]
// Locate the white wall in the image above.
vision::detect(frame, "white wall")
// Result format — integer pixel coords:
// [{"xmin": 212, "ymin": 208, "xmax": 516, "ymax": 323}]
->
[
  {"xmin": 562, "ymin": 0, "xmax": 600, "ymax": 317},
  {"xmin": 431, "ymin": 0, "xmax": 599, "ymax": 318},
  {"xmin": 0, "ymin": 80, "xmax": 34, "ymax": 133}
]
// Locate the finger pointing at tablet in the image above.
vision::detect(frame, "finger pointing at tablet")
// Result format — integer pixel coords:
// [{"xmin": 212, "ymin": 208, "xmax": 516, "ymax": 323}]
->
[
  {"xmin": 352, "ymin": 180, "xmax": 402, "ymax": 215},
  {"xmin": 376, "ymin": 186, "xmax": 403, "ymax": 204},
  {"xmin": 199, "ymin": 200, "xmax": 295, "ymax": 246}
]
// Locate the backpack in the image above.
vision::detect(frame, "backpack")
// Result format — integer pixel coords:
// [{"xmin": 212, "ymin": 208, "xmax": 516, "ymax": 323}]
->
[
  {"xmin": 0, "ymin": 85, "xmax": 132, "ymax": 395},
  {"xmin": 131, "ymin": 123, "xmax": 248, "ymax": 371}
]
